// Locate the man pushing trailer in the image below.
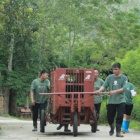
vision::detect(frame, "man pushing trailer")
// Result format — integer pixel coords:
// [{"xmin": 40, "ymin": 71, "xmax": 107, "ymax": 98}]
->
[{"xmin": 95, "ymin": 62, "xmax": 127, "ymax": 137}]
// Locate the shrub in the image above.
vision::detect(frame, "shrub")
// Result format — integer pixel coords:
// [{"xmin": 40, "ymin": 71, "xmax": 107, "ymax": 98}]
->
[
  {"xmin": 131, "ymin": 94, "xmax": 140, "ymax": 121},
  {"xmin": 99, "ymin": 99, "xmax": 108, "ymax": 124},
  {"xmin": 99, "ymin": 93, "xmax": 140, "ymax": 130}
]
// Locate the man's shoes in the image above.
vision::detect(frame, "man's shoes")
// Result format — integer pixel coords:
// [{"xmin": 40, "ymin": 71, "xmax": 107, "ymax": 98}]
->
[
  {"xmin": 40, "ymin": 129, "xmax": 44, "ymax": 133},
  {"xmin": 116, "ymin": 124, "xmax": 124, "ymax": 137},
  {"xmin": 32, "ymin": 121, "xmax": 37, "ymax": 131},
  {"xmin": 116, "ymin": 132, "xmax": 124, "ymax": 137},
  {"xmin": 32, "ymin": 127, "xmax": 37, "ymax": 131},
  {"xmin": 57, "ymin": 124, "xmax": 71, "ymax": 132},
  {"xmin": 64, "ymin": 124, "xmax": 71, "ymax": 132},
  {"xmin": 57, "ymin": 124, "xmax": 63, "ymax": 130},
  {"xmin": 109, "ymin": 124, "xmax": 114, "ymax": 136},
  {"xmin": 96, "ymin": 128, "xmax": 100, "ymax": 131},
  {"xmin": 64, "ymin": 129, "xmax": 71, "ymax": 132}
]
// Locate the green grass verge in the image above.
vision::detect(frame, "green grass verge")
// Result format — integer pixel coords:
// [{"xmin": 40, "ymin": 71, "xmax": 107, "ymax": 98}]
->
[
  {"xmin": 130, "ymin": 120, "xmax": 140, "ymax": 130},
  {"xmin": 99, "ymin": 99, "xmax": 140, "ymax": 131},
  {"xmin": 1, "ymin": 114, "xmax": 29, "ymax": 120}
]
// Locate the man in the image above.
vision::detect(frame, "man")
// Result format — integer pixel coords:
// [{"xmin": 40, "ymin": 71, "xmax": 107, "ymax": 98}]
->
[
  {"xmin": 93, "ymin": 68, "xmax": 104, "ymax": 131},
  {"xmin": 30, "ymin": 70, "xmax": 50, "ymax": 132},
  {"xmin": 95, "ymin": 62, "xmax": 127, "ymax": 137},
  {"xmin": 121, "ymin": 73, "xmax": 137, "ymax": 133}
]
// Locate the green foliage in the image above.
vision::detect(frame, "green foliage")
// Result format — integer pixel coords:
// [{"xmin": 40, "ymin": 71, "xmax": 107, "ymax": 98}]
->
[
  {"xmin": 131, "ymin": 94, "xmax": 140, "ymax": 122},
  {"xmin": 130, "ymin": 120, "xmax": 140, "ymax": 130},
  {"xmin": 99, "ymin": 95, "xmax": 140, "ymax": 130},
  {"xmin": 0, "ymin": 0, "xmax": 140, "ymax": 114},
  {"xmin": 99, "ymin": 99, "xmax": 108, "ymax": 124},
  {"xmin": 116, "ymin": 46, "xmax": 140, "ymax": 88}
]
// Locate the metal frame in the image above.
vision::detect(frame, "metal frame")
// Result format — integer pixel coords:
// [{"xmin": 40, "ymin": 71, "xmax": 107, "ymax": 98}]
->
[{"xmin": 39, "ymin": 68, "xmax": 109, "ymax": 135}]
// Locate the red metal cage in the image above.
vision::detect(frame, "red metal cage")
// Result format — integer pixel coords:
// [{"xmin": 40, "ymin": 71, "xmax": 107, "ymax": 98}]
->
[{"xmin": 40, "ymin": 68, "xmax": 97, "ymax": 136}]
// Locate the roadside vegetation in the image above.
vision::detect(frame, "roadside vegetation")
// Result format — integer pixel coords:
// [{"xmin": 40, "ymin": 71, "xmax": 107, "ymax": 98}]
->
[
  {"xmin": 99, "ymin": 94, "xmax": 140, "ymax": 130},
  {"xmin": 0, "ymin": 0, "xmax": 140, "ymax": 129}
]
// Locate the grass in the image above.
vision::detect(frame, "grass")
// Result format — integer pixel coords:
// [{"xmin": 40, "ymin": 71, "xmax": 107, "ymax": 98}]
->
[
  {"xmin": 130, "ymin": 120, "xmax": 140, "ymax": 130},
  {"xmin": 1, "ymin": 114, "xmax": 31, "ymax": 120},
  {"xmin": 99, "ymin": 119, "xmax": 140, "ymax": 131},
  {"xmin": 99, "ymin": 99, "xmax": 140, "ymax": 131},
  {"xmin": 1, "ymin": 114, "xmax": 21, "ymax": 119}
]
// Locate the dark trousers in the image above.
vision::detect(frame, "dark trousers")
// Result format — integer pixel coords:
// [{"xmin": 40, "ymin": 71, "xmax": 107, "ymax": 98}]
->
[
  {"xmin": 124, "ymin": 104, "xmax": 133, "ymax": 116},
  {"xmin": 32, "ymin": 102, "xmax": 47, "ymax": 122},
  {"xmin": 107, "ymin": 103, "xmax": 125, "ymax": 125},
  {"xmin": 94, "ymin": 103, "xmax": 101, "ymax": 120}
]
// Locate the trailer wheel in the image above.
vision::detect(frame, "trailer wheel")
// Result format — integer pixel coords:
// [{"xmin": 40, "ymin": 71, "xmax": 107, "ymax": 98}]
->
[
  {"xmin": 40, "ymin": 109, "xmax": 45, "ymax": 133},
  {"xmin": 73, "ymin": 111, "xmax": 78, "ymax": 137},
  {"xmin": 91, "ymin": 110, "xmax": 97, "ymax": 133}
]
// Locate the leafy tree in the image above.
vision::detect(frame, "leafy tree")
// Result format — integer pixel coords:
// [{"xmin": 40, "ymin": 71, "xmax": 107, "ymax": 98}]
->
[
  {"xmin": 116, "ymin": 45, "xmax": 140, "ymax": 88},
  {"xmin": 0, "ymin": 0, "xmax": 50, "ymax": 113},
  {"xmin": 0, "ymin": 0, "xmax": 140, "ymax": 115}
]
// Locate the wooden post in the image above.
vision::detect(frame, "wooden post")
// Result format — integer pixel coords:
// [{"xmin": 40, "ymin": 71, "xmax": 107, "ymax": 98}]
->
[{"xmin": 0, "ymin": 94, "xmax": 3, "ymax": 114}]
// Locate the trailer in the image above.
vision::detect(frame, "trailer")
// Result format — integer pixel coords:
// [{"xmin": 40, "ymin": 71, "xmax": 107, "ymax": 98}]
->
[{"xmin": 39, "ymin": 68, "xmax": 97, "ymax": 136}]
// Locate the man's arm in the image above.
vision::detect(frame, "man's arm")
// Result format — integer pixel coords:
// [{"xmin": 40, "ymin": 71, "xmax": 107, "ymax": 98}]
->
[
  {"xmin": 109, "ymin": 88, "xmax": 124, "ymax": 95},
  {"xmin": 95, "ymin": 86, "xmax": 105, "ymax": 94},
  {"xmin": 47, "ymin": 80, "xmax": 50, "ymax": 92},
  {"xmin": 109, "ymin": 76, "xmax": 127, "ymax": 95},
  {"xmin": 30, "ymin": 91, "xmax": 35, "ymax": 105},
  {"xmin": 98, "ymin": 76, "xmax": 109, "ymax": 93}
]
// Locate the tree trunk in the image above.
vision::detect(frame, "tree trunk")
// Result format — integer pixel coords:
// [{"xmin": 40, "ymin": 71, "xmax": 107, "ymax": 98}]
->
[
  {"xmin": 3, "ymin": 88, "xmax": 10, "ymax": 114},
  {"xmin": 9, "ymin": 91, "xmax": 17, "ymax": 115},
  {"xmin": 24, "ymin": 95, "xmax": 29, "ymax": 109},
  {"xmin": 8, "ymin": 35, "xmax": 14, "ymax": 71},
  {"xmin": 68, "ymin": 28, "xmax": 76, "ymax": 67},
  {"xmin": 4, "ymin": 34, "xmax": 15, "ymax": 114},
  {"xmin": 0, "ymin": 72, "xmax": 2, "ymax": 95},
  {"xmin": 0, "ymin": 81, "xmax": 4, "ymax": 114}
]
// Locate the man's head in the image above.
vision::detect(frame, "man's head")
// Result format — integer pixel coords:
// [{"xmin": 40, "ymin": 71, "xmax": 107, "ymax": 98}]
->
[
  {"xmin": 93, "ymin": 68, "xmax": 99, "ymax": 79},
  {"xmin": 112, "ymin": 62, "xmax": 121, "ymax": 77},
  {"xmin": 40, "ymin": 70, "xmax": 48, "ymax": 80}
]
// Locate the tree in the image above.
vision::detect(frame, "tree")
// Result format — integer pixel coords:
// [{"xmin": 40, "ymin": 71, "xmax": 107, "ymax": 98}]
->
[
  {"xmin": 0, "ymin": 0, "xmax": 48, "ymax": 114},
  {"xmin": 0, "ymin": 0, "xmax": 140, "ymax": 115},
  {"xmin": 116, "ymin": 45, "xmax": 140, "ymax": 88}
]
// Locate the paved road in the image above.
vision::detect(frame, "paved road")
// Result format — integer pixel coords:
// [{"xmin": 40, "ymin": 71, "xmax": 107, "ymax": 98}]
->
[{"xmin": 0, "ymin": 116, "xmax": 140, "ymax": 140}]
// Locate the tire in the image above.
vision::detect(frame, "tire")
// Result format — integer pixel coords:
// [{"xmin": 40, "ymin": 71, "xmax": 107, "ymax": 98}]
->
[
  {"xmin": 40, "ymin": 109, "xmax": 45, "ymax": 133},
  {"xmin": 73, "ymin": 111, "xmax": 78, "ymax": 137},
  {"xmin": 91, "ymin": 110, "xmax": 97, "ymax": 133}
]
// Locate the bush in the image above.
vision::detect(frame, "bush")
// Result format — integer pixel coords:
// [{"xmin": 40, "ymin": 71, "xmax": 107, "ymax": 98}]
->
[
  {"xmin": 131, "ymin": 93, "xmax": 140, "ymax": 121},
  {"xmin": 99, "ymin": 93, "xmax": 140, "ymax": 130},
  {"xmin": 99, "ymin": 99, "xmax": 108, "ymax": 124}
]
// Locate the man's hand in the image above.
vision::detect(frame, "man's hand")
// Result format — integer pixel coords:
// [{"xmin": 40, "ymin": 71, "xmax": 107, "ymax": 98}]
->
[
  {"xmin": 31, "ymin": 99, "xmax": 35, "ymax": 106},
  {"xmin": 94, "ymin": 90, "xmax": 101, "ymax": 95},
  {"xmin": 94, "ymin": 86, "xmax": 104, "ymax": 95},
  {"xmin": 30, "ymin": 92, "xmax": 35, "ymax": 105},
  {"xmin": 109, "ymin": 90, "xmax": 116, "ymax": 95}
]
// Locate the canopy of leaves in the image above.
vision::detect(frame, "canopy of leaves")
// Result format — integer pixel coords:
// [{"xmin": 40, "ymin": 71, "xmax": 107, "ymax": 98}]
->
[
  {"xmin": 116, "ymin": 45, "xmax": 140, "ymax": 88},
  {"xmin": 0, "ymin": 0, "xmax": 140, "ymax": 106}
]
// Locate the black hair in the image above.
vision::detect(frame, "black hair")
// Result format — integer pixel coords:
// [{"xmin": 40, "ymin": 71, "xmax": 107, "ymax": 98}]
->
[
  {"xmin": 93, "ymin": 68, "xmax": 99, "ymax": 72},
  {"xmin": 112, "ymin": 62, "xmax": 121, "ymax": 69},
  {"xmin": 40, "ymin": 70, "xmax": 48, "ymax": 75}
]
